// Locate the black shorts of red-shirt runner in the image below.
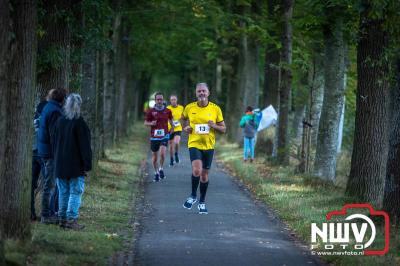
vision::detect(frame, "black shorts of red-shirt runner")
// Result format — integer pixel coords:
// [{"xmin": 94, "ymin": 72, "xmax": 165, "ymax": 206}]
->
[
  {"xmin": 189, "ymin": 148, "xmax": 214, "ymax": 170},
  {"xmin": 169, "ymin": 131, "xmax": 182, "ymax": 141},
  {"xmin": 150, "ymin": 139, "xmax": 168, "ymax": 152}
]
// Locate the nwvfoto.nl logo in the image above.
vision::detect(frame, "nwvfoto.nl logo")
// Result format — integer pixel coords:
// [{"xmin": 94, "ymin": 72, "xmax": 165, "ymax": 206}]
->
[{"xmin": 310, "ymin": 204, "xmax": 389, "ymax": 256}]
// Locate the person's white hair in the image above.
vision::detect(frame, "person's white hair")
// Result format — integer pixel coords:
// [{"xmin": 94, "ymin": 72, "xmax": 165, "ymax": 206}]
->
[
  {"xmin": 196, "ymin": 82, "xmax": 208, "ymax": 89},
  {"xmin": 63, "ymin": 93, "xmax": 82, "ymax": 120}
]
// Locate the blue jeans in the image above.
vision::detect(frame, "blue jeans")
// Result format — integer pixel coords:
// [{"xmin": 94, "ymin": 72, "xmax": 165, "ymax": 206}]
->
[
  {"xmin": 244, "ymin": 137, "xmax": 255, "ymax": 160},
  {"xmin": 57, "ymin": 176, "xmax": 85, "ymax": 220},
  {"xmin": 40, "ymin": 158, "xmax": 58, "ymax": 217}
]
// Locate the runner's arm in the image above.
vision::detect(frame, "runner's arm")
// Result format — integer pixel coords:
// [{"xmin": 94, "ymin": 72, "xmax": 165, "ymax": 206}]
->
[
  {"xmin": 169, "ymin": 119, "xmax": 175, "ymax": 132},
  {"xmin": 208, "ymin": 120, "xmax": 226, "ymax": 134},
  {"xmin": 144, "ymin": 120, "xmax": 156, "ymax": 126},
  {"xmin": 181, "ymin": 115, "xmax": 192, "ymax": 133}
]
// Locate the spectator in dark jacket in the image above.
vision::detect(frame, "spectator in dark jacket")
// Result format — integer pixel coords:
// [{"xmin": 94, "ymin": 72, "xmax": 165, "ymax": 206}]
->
[
  {"xmin": 31, "ymin": 99, "xmax": 47, "ymax": 221},
  {"xmin": 54, "ymin": 93, "xmax": 92, "ymax": 230},
  {"xmin": 38, "ymin": 88, "xmax": 67, "ymax": 224}
]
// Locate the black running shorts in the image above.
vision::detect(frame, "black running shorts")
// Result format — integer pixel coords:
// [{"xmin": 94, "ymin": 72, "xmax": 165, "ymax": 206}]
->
[
  {"xmin": 189, "ymin": 147, "xmax": 214, "ymax": 170},
  {"xmin": 150, "ymin": 139, "xmax": 168, "ymax": 152},
  {"xmin": 169, "ymin": 131, "xmax": 182, "ymax": 141}
]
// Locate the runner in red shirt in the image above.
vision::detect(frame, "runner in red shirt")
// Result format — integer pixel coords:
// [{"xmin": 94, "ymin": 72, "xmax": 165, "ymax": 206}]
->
[{"xmin": 144, "ymin": 92, "xmax": 174, "ymax": 182}]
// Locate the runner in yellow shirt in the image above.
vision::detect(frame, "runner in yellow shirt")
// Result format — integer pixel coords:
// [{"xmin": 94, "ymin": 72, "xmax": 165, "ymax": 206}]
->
[
  {"xmin": 167, "ymin": 95, "xmax": 184, "ymax": 166},
  {"xmin": 181, "ymin": 83, "xmax": 226, "ymax": 214}
]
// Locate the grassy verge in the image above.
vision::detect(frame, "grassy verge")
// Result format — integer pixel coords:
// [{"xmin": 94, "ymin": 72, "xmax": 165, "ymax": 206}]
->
[
  {"xmin": 5, "ymin": 125, "xmax": 146, "ymax": 266},
  {"xmin": 215, "ymin": 139, "xmax": 400, "ymax": 266}
]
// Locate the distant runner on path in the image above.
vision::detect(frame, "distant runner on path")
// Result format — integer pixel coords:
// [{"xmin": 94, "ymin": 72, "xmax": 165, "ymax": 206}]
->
[
  {"xmin": 167, "ymin": 95, "xmax": 184, "ymax": 167},
  {"xmin": 144, "ymin": 92, "xmax": 174, "ymax": 182},
  {"xmin": 181, "ymin": 83, "xmax": 226, "ymax": 214}
]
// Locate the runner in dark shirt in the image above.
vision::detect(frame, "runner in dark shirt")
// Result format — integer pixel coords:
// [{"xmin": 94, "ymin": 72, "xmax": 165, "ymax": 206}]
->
[{"xmin": 144, "ymin": 92, "xmax": 174, "ymax": 182}]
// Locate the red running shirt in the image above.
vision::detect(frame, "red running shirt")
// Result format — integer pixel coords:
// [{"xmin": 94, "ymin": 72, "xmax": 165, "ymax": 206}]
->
[{"xmin": 145, "ymin": 107, "xmax": 173, "ymax": 140}]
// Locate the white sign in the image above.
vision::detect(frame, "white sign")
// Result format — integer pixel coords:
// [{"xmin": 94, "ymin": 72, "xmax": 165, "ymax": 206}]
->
[{"xmin": 257, "ymin": 105, "xmax": 278, "ymax": 132}]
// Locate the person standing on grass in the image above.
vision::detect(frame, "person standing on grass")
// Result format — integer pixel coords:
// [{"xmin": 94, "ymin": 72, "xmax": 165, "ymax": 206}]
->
[
  {"xmin": 182, "ymin": 83, "xmax": 226, "ymax": 214},
  {"xmin": 54, "ymin": 93, "xmax": 92, "ymax": 230},
  {"xmin": 144, "ymin": 92, "xmax": 175, "ymax": 182},
  {"xmin": 239, "ymin": 106, "xmax": 258, "ymax": 163},
  {"xmin": 31, "ymin": 98, "xmax": 47, "ymax": 221},
  {"xmin": 167, "ymin": 94, "xmax": 184, "ymax": 166},
  {"xmin": 38, "ymin": 88, "xmax": 67, "ymax": 224}
]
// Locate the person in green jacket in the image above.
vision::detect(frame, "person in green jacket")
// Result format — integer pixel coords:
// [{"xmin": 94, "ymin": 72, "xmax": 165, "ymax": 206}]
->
[{"xmin": 239, "ymin": 106, "xmax": 258, "ymax": 162}]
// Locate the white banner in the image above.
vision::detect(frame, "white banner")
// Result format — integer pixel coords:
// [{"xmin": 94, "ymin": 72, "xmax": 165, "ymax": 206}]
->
[{"xmin": 257, "ymin": 105, "xmax": 278, "ymax": 132}]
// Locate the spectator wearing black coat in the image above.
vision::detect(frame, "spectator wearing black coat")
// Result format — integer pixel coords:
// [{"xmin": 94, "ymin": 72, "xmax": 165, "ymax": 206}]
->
[
  {"xmin": 54, "ymin": 93, "xmax": 92, "ymax": 230},
  {"xmin": 37, "ymin": 88, "xmax": 67, "ymax": 224}
]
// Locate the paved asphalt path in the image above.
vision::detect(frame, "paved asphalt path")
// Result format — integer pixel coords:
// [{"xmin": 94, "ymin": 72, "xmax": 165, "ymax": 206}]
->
[{"xmin": 134, "ymin": 142, "xmax": 324, "ymax": 266}]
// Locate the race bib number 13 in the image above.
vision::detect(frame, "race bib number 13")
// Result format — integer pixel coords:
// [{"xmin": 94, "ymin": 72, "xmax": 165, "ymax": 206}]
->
[
  {"xmin": 195, "ymin": 124, "xmax": 210, "ymax": 134},
  {"xmin": 154, "ymin": 129, "xmax": 165, "ymax": 137}
]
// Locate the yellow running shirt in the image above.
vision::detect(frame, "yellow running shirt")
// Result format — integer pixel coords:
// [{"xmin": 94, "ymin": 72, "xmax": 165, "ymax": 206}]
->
[
  {"xmin": 167, "ymin": 104, "xmax": 184, "ymax": 132},
  {"xmin": 182, "ymin": 101, "xmax": 224, "ymax": 150}
]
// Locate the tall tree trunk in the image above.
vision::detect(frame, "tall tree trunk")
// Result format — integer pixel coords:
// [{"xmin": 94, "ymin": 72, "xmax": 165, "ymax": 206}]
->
[
  {"xmin": 0, "ymin": 0, "xmax": 37, "ymax": 243},
  {"xmin": 264, "ymin": 0, "xmax": 280, "ymax": 109},
  {"xmin": 116, "ymin": 24, "xmax": 129, "ymax": 138},
  {"xmin": 277, "ymin": 0, "xmax": 293, "ymax": 164},
  {"xmin": 133, "ymin": 79, "xmax": 140, "ymax": 122},
  {"xmin": 96, "ymin": 51, "xmax": 105, "ymax": 159},
  {"xmin": 102, "ymin": 50, "xmax": 115, "ymax": 149},
  {"xmin": 240, "ymin": 1, "xmax": 261, "ymax": 113},
  {"xmin": 383, "ymin": 59, "xmax": 400, "ymax": 224},
  {"xmin": 0, "ymin": 6, "xmax": 9, "ymax": 261},
  {"xmin": 37, "ymin": 0, "xmax": 72, "ymax": 99},
  {"xmin": 69, "ymin": 1, "xmax": 83, "ymax": 93},
  {"xmin": 81, "ymin": 46, "xmax": 97, "ymax": 163},
  {"xmin": 264, "ymin": 48, "xmax": 280, "ymax": 108},
  {"xmin": 346, "ymin": 2, "xmax": 390, "ymax": 208},
  {"xmin": 226, "ymin": 54, "xmax": 241, "ymax": 142},
  {"xmin": 292, "ymin": 105, "xmax": 306, "ymax": 144},
  {"xmin": 234, "ymin": 2, "xmax": 261, "ymax": 143},
  {"xmin": 313, "ymin": 16, "xmax": 346, "ymax": 181},
  {"xmin": 0, "ymin": 237, "xmax": 4, "ymax": 265},
  {"xmin": 243, "ymin": 37, "xmax": 260, "ymax": 108},
  {"xmin": 102, "ymin": 13, "xmax": 120, "ymax": 149},
  {"xmin": 337, "ymin": 96, "xmax": 345, "ymax": 153},
  {"xmin": 309, "ymin": 54, "xmax": 324, "ymax": 150}
]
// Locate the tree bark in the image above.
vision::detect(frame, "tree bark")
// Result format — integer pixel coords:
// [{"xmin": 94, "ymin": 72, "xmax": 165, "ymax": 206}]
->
[
  {"xmin": 346, "ymin": 2, "xmax": 390, "ymax": 208},
  {"xmin": 263, "ymin": 0, "xmax": 280, "ymax": 109},
  {"xmin": 96, "ymin": 51, "xmax": 105, "ymax": 159},
  {"xmin": 81, "ymin": 46, "xmax": 97, "ymax": 162},
  {"xmin": 277, "ymin": 0, "xmax": 293, "ymax": 164},
  {"xmin": 383, "ymin": 59, "xmax": 400, "ymax": 223},
  {"xmin": 102, "ymin": 13, "xmax": 121, "ymax": 148},
  {"xmin": 226, "ymin": 53, "xmax": 241, "ymax": 142},
  {"xmin": 116, "ymin": 24, "xmax": 130, "ymax": 138},
  {"xmin": 0, "ymin": 0, "xmax": 37, "ymax": 241},
  {"xmin": 0, "ymin": 2, "xmax": 10, "ymax": 261},
  {"xmin": 243, "ymin": 37, "xmax": 260, "ymax": 109},
  {"xmin": 69, "ymin": 1, "xmax": 83, "ymax": 93},
  {"xmin": 102, "ymin": 49, "xmax": 116, "ymax": 148},
  {"xmin": 313, "ymin": 16, "xmax": 345, "ymax": 181},
  {"xmin": 0, "ymin": 237, "xmax": 4, "ymax": 265},
  {"xmin": 37, "ymin": 0, "xmax": 72, "ymax": 99},
  {"xmin": 309, "ymin": 54, "xmax": 324, "ymax": 149}
]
